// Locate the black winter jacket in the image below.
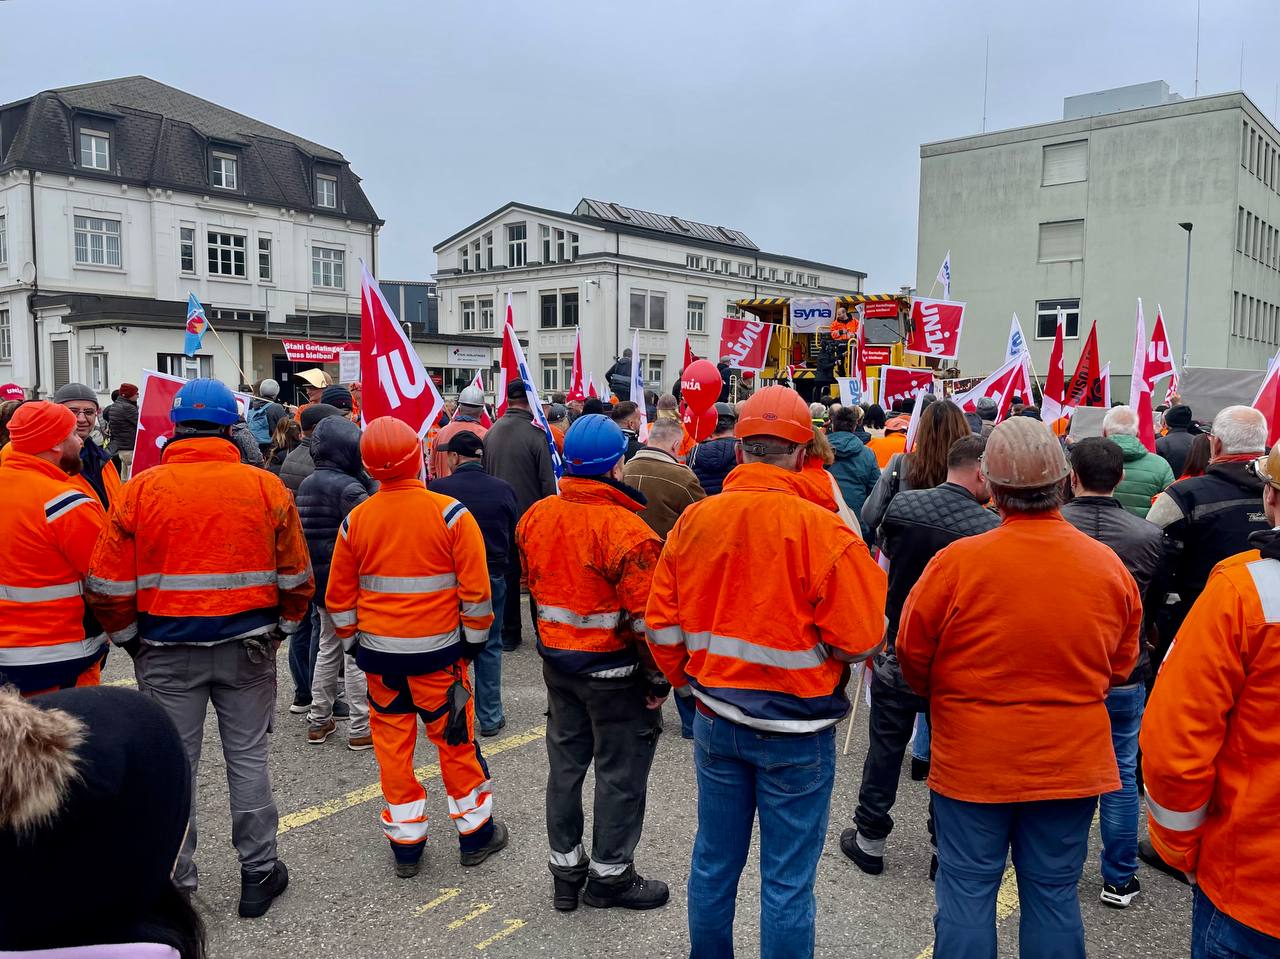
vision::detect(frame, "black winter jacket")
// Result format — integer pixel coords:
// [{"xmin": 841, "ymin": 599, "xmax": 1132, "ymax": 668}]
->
[
  {"xmin": 1156, "ymin": 428, "xmax": 1195, "ymax": 479},
  {"xmin": 687, "ymin": 436, "xmax": 738, "ymax": 495},
  {"xmin": 429, "ymin": 463, "xmax": 518, "ymax": 573},
  {"xmin": 1060, "ymin": 495, "xmax": 1163, "ymax": 684},
  {"xmin": 296, "ymin": 418, "xmax": 375, "ymax": 599},
  {"xmin": 484, "ymin": 408, "xmax": 557, "ymax": 517},
  {"xmin": 877, "ymin": 482, "xmax": 999, "ymax": 691},
  {"xmin": 279, "ymin": 439, "xmax": 316, "ymax": 498}
]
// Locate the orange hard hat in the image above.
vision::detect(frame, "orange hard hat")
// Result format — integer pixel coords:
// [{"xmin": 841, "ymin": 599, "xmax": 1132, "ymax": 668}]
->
[
  {"xmin": 734, "ymin": 385, "xmax": 814, "ymax": 445},
  {"xmin": 982, "ymin": 416, "xmax": 1069, "ymax": 489},
  {"xmin": 360, "ymin": 416, "xmax": 423, "ymax": 480}
]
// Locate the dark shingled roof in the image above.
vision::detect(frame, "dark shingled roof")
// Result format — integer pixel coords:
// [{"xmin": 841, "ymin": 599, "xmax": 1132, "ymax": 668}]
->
[{"xmin": 0, "ymin": 76, "xmax": 380, "ymax": 224}]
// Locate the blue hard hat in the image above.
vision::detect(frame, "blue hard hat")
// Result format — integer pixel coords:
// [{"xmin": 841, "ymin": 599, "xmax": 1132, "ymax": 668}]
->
[
  {"xmin": 563, "ymin": 413, "xmax": 627, "ymax": 476},
  {"xmin": 170, "ymin": 378, "xmax": 239, "ymax": 426}
]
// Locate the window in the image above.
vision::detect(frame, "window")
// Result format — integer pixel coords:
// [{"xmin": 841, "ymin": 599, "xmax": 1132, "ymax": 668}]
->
[
  {"xmin": 312, "ymin": 246, "xmax": 345, "ymax": 289},
  {"xmin": 725, "ymin": 299, "xmax": 743, "ymax": 319},
  {"xmin": 538, "ymin": 290, "xmax": 580, "ymax": 329},
  {"xmin": 484, "ymin": 232, "xmax": 494, "ymax": 269},
  {"xmin": 179, "ymin": 226, "xmax": 195, "ymax": 273},
  {"xmin": 211, "ymin": 152, "xmax": 238, "ymax": 190},
  {"xmin": 540, "ymin": 292, "xmax": 558, "ymax": 329},
  {"xmin": 0, "ymin": 214, "xmax": 7, "ymax": 265},
  {"xmin": 686, "ymin": 254, "xmax": 703, "ymax": 270},
  {"xmin": 568, "ymin": 232, "xmax": 579, "ymax": 260},
  {"xmin": 460, "ymin": 297, "xmax": 478, "ymax": 332},
  {"xmin": 478, "ymin": 296, "xmax": 495, "ymax": 331},
  {"xmin": 541, "ymin": 225, "xmax": 552, "ymax": 263},
  {"xmin": 79, "ymin": 130, "xmax": 110, "ymax": 170},
  {"xmin": 784, "ymin": 271, "xmax": 793, "ymax": 284},
  {"xmin": 1035, "ymin": 298, "xmax": 1081, "ymax": 339},
  {"xmin": 74, "ymin": 216, "xmax": 122, "ymax": 267},
  {"xmin": 508, "ymin": 223, "xmax": 527, "ymax": 267},
  {"xmin": 258, "ymin": 236, "xmax": 273, "ymax": 282},
  {"xmin": 316, "ymin": 174, "xmax": 337, "ymax": 208},
  {"xmin": 1037, "ymin": 219, "xmax": 1085, "ymax": 262},
  {"xmin": 207, "ymin": 231, "xmax": 246, "ymax": 277},
  {"xmin": 472, "ymin": 238, "xmax": 482, "ymax": 271},
  {"xmin": 687, "ymin": 296, "xmax": 706, "ymax": 333},
  {"xmin": 157, "ymin": 353, "xmax": 213, "ymax": 379},
  {"xmin": 1239, "ymin": 207, "xmax": 1247, "ymax": 252},
  {"xmin": 720, "ymin": 259, "xmax": 731, "ymax": 273},
  {"xmin": 51, "ymin": 341, "xmax": 69, "ymax": 391},
  {"xmin": 561, "ymin": 291, "xmax": 579, "ymax": 327},
  {"xmin": 86, "ymin": 352, "xmax": 109, "ymax": 393},
  {"xmin": 809, "ymin": 274, "xmax": 820, "ymax": 287},
  {"xmin": 555, "ymin": 229, "xmax": 568, "ymax": 262},
  {"xmin": 461, "ymin": 245, "xmax": 470, "ymax": 272},
  {"xmin": 629, "ymin": 289, "xmax": 666, "ymax": 330},
  {"xmin": 1042, "ymin": 140, "xmax": 1088, "ymax": 186},
  {"xmin": 646, "ymin": 356, "xmax": 664, "ymax": 388},
  {"xmin": 740, "ymin": 261, "xmax": 753, "ymax": 276},
  {"xmin": 0, "ymin": 309, "xmax": 10, "ymax": 361},
  {"xmin": 768, "ymin": 267, "xmax": 778, "ymax": 281},
  {"xmin": 541, "ymin": 354, "xmax": 568, "ymax": 392}
]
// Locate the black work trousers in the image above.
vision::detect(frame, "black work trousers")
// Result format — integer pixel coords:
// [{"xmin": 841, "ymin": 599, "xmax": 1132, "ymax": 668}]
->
[
  {"xmin": 543, "ymin": 661, "xmax": 662, "ymax": 885},
  {"xmin": 502, "ymin": 549, "xmax": 537, "ymax": 646},
  {"xmin": 854, "ymin": 672, "xmax": 929, "ymax": 851}
]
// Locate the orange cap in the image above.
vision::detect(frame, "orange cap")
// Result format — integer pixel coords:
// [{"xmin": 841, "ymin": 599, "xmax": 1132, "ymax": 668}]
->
[
  {"xmin": 360, "ymin": 416, "xmax": 423, "ymax": 480},
  {"xmin": 734, "ymin": 385, "xmax": 813, "ymax": 445}
]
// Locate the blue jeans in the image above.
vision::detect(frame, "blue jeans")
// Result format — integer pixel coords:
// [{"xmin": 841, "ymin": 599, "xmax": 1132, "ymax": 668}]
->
[
  {"xmin": 912, "ymin": 712, "xmax": 931, "ymax": 762},
  {"xmin": 473, "ymin": 573, "xmax": 507, "ymax": 732},
  {"xmin": 689, "ymin": 709, "xmax": 836, "ymax": 959},
  {"xmin": 1100, "ymin": 683, "xmax": 1144, "ymax": 886},
  {"xmin": 288, "ymin": 602, "xmax": 319, "ymax": 700},
  {"xmin": 674, "ymin": 688, "xmax": 696, "ymax": 739},
  {"xmin": 932, "ymin": 792, "xmax": 1096, "ymax": 959},
  {"xmin": 1193, "ymin": 886, "xmax": 1280, "ymax": 958}
]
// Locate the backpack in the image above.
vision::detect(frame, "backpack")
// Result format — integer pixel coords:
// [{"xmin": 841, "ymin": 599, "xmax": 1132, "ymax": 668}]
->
[{"xmin": 247, "ymin": 402, "xmax": 273, "ymax": 445}]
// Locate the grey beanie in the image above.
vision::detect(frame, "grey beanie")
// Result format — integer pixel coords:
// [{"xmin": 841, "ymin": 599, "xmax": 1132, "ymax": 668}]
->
[
  {"xmin": 259, "ymin": 378, "xmax": 281, "ymax": 399},
  {"xmin": 53, "ymin": 382, "xmax": 100, "ymax": 407}
]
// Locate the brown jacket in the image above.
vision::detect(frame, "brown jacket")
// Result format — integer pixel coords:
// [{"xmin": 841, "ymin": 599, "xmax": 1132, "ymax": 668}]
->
[{"xmin": 623, "ymin": 447, "xmax": 706, "ymax": 539}]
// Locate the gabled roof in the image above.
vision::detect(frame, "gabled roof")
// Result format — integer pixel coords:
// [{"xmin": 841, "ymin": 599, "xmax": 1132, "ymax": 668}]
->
[
  {"xmin": 0, "ymin": 76, "xmax": 380, "ymax": 224},
  {"xmin": 573, "ymin": 198, "xmax": 757, "ymax": 250}
]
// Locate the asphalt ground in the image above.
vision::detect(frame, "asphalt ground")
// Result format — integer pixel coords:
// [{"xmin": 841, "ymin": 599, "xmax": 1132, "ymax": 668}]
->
[{"xmin": 101, "ymin": 630, "xmax": 1194, "ymax": 959}]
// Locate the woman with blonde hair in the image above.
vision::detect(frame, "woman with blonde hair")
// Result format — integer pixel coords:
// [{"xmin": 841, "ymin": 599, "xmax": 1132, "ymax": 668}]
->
[{"xmin": 265, "ymin": 416, "xmax": 302, "ymax": 475}]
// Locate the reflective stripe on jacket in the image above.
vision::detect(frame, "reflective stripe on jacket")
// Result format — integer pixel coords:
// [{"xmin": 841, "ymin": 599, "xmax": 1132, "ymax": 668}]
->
[
  {"xmin": 645, "ymin": 462, "xmax": 887, "ymax": 733},
  {"xmin": 0, "ymin": 450, "xmax": 107, "ymax": 692},
  {"xmin": 517, "ymin": 477, "xmax": 661, "ymax": 677},
  {"xmin": 85, "ymin": 436, "xmax": 314, "ymax": 646},
  {"xmin": 1140, "ymin": 544, "xmax": 1280, "ymax": 939},
  {"xmin": 325, "ymin": 477, "xmax": 492, "ymax": 676}
]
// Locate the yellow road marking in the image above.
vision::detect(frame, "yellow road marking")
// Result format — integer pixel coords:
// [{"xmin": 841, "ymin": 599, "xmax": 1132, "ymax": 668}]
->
[
  {"xmin": 277, "ymin": 723, "xmax": 546, "ymax": 835},
  {"xmin": 913, "ymin": 865, "xmax": 1017, "ymax": 959},
  {"xmin": 415, "ymin": 888, "xmax": 461, "ymax": 915},
  {"xmin": 447, "ymin": 902, "xmax": 493, "ymax": 930},
  {"xmin": 474, "ymin": 919, "xmax": 526, "ymax": 950},
  {"xmin": 104, "ymin": 677, "xmax": 136, "ymax": 687}
]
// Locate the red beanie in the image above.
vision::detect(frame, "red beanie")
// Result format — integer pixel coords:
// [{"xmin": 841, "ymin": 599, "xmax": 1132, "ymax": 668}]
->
[
  {"xmin": 7, "ymin": 401, "xmax": 77, "ymax": 454},
  {"xmin": 118, "ymin": 383, "xmax": 139, "ymax": 399}
]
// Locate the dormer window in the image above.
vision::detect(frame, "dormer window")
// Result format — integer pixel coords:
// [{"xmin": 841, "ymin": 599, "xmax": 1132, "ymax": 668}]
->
[
  {"xmin": 211, "ymin": 152, "xmax": 238, "ymax": 190},
  {"xmin": 79, "ymin": 130, "xmax": 110, "ymax": 170},
  {"xmin": 316, "ymin": 173, "xmax": 337, "ymax": 209}
]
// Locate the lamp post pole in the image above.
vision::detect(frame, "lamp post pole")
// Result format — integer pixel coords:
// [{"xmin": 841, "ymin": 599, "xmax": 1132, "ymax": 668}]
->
[{"xmin": 1179, "ymin": 222, "xmax": 1193, "ymax": 369}]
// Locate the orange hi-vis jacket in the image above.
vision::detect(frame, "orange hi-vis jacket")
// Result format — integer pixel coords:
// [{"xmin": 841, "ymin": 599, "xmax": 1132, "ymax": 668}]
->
[
  {"xmin": 72, "ymin": 455, "xmax": 121, "ymax": 510},
  {"xmin": 86, "ymin": 437, "xmax": 313, "ymax": 647},
  {"xmin": 517, "ymin": 477, "xmax": 662, "ymax": 678},
  {"xmin": 326, "ymin": 477, "xmax": 493, "ymax": 676},
  {"xmin": 1141, "ymin": 543, "xmax": 1280, "ymax": 938},
  {"xmin": 898, "ymin": 510, "xmax": 1141, "ymax": 803},
  {"xmin": 645, "ymin": 462, "xmax": 887, "ymax": 732},
  {"xmin": 0, "ymin": 451, "xmax": 107, "ymax": 693}
]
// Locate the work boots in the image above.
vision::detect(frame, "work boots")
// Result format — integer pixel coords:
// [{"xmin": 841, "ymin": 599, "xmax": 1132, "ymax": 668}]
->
[
  {"xmin": 553, "ymin": 875, "xmax": 586, "ymax": 912},
  {"xmin": 839, "ymin": 828, "xmax": 884, "ymax": 876},
  {"xmin": 238, "ymin": 860, "xmax": 289, "ymax": 918},
  {"xmin": 581, "ymin": 867, "xmax": 669, "ymax": 910},
  {"xmin": 460, "ymin": 820, "xmax": 510, "ymax": 866}
]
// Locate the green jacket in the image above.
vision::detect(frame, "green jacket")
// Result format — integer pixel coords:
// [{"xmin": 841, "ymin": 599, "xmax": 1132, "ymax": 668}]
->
[{"xmin": 1110, "ymin": 433, "xmax": 1175, "ymax": 517}]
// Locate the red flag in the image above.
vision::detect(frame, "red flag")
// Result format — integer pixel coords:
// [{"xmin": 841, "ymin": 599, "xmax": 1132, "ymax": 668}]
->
[
  {"xmin": 717, "ymin": 317, "xmax": 773, "ymax": 371},
  {"xmin": 567, "ymin": 328, "xmax": 586, "ymax": 402},
  {"xmin": 879, "ymin": 366, "xmax": 935, "ymax": 410},
  {"xmin": 469, "ymin": 370, "xmax": 493, "ymax": 428},
  {"xmin": 1100, "ymin": 363, "xmax": 1112, "ymax": 407},
  {"xmin": 906, "ymin": 297, "xmax": 966, "ymax": 361},
  {"xmin": 496, "ymin": 293, "xmax": 519, "ymax": 418},
  {"xmin": 1252, "ymin": 350, "xmax": 1280, "ymax": 447},
  {"xmin": 587, "ymin": 374, "xmax": 599, "ymax": 399},
  {"xmin": 1145, "ymin": 308, "xmax": 1177, "ymax": 389},
  {"xmin": 359, "ymin": 263, "xmax": 443, "ymax": 437},
  {"xmin": 1128, "ymin": 299, "xmax": 1156, "ymax": 452},
  {"xmin": 683, "ymin": 337, "xmax": 695, "ymax": 372},
  {"xmin": 1040, "ymin": 310, "xmax": 1068, "ymax": 424},
  {"xmin": 849, "ymin": 318, "xmax": 867, "ymax": 394},
  {"xmin": 953, "ymin": 353, "xmax": 1028, "ymax": 424},
  {"xmin": 1066, "ymin": 322, "xmax": 1103, "ymax": 407}
]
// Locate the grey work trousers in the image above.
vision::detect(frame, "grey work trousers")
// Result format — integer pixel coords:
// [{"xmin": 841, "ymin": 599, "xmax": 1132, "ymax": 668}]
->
[
  {"xmin": 134, "ymin": 639, "xmax": 280, "ymax": 891},
  {"xmin": 543, "ymin": 661, "xmax": 662, "ymax": 885}
]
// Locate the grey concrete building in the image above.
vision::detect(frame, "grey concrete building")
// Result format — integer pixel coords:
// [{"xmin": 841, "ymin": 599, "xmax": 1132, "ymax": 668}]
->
[{"xmin": 916, "ymin": 81, "xmax": 1280, "ymax": 395}]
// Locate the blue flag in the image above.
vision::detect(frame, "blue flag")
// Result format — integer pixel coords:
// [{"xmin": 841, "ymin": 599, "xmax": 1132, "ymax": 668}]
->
[{"xmin": 184, "ymin": 293, "xmax": 208, "ymax": 358}]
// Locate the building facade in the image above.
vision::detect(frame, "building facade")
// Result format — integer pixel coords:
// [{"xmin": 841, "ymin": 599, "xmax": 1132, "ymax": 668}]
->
[
  {"xmin": 916, "ymin": 82, "xmax": 1280, "ymax": 393},
  {"xmin": 0, "ymin": 76, "xmax": 497, "ymax": 405},
  {"xmin": 433, "ymin": 198, "xmax": 866, "ymax": 397}
]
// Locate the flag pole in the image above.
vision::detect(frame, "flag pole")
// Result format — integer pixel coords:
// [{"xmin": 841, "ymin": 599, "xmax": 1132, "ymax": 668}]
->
[
  {"xmin": 842, "ymin": 664, "xmax": 866, "ymax": 756},
  {"xmin": 203, "ymin": 317, "xmax": 249, "ymax": 386}
]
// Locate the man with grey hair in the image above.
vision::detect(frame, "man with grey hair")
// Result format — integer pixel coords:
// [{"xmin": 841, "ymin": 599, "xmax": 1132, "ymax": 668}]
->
[
  {"xmin": 1101, "ymin": 406, "xmax": 1175, "ymax": 517},
  {"xmin": 624, "ymin": 417, "xmax": 705, "ymax": 541}
]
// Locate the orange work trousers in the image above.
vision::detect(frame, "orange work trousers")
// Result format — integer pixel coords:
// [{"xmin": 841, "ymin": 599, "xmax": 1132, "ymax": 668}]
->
[
  {"xmin": 25, "ymin": 660, "xmax": 102, "ymax": 698},
  {"xmin": 365, "ymin": 667, "xmax": 494, "ymax": 858}
]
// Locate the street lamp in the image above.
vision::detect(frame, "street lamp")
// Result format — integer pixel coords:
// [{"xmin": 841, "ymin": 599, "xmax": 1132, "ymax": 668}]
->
[{"xmin": 1178, "ymin": 222, "xmax": 1193, "ymax": 370}]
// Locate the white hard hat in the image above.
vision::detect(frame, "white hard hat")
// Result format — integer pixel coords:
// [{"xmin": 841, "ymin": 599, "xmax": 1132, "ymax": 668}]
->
[{"xmin": 458, "ymin": 385, "xmax": 485, "ymax": 406}]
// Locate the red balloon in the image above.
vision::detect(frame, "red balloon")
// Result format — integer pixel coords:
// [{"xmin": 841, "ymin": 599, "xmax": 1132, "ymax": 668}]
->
[
  {"xmin": 681, "ymin": 359, "xmax": 721, "ymax": 415},
  {"xmin": 682, "ymin": 403, "xmax": 718, "ymax": 442}
]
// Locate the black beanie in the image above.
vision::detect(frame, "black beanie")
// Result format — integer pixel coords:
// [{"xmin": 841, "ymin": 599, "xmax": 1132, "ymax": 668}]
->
[
  {"xmin": 1164, "ymin": 404, "xmax": 1193, "ymax": 430},
  {"xmin": 0, "ymin": 686, "xmax": 191, "ymax": 950}
]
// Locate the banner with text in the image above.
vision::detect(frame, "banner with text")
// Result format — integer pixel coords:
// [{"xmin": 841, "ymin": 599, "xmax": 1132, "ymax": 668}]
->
[
  {"xmin": 880, "ymin": 366, "xmax": 936, "ymax": 410},
  {"xmin": 860, "ymin": 345, "xmax": 892, "ymax": 367},
  {"xmin": 789, "ymin": 297, "xmax": 835, "ymax": 334},
  {"xmin": 906, "ymin": 297, "xmax": 966, "ymax": 361},
  {"xmin": 281, "ymin": 339, "xmax": 355, "ymax": 363},
  {"xmin": 860, "ymin": 300, "xmax": 900, "ymax": 319},
  {"xmin": 718, "ymin": 316, "xmax": 774, "ymax": 371},
  {"xmin": 446, "ymin": 344, "xmax": 494, "ymax": 368}
]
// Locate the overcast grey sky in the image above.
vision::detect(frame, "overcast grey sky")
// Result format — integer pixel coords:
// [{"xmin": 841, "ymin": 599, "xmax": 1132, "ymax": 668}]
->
[{"xmin": 4, "ymin": 0, "xmax": 1278, "ymax": 289}]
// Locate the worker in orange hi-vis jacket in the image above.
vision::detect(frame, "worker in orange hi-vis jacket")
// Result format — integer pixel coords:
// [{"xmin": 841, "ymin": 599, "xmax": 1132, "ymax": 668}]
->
[
  {"xmin": 326, "ymin": 415, "xmax": 508, "ymax": 880},
  {"xmin": 0, "ymin": 401, "xmax": 106, "ymax": 696},
  {"xmin": 1140, "ymin": 444, "xmax": 1280, "ymax": 956}
]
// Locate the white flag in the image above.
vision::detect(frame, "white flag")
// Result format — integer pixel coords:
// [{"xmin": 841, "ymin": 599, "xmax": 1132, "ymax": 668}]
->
[
  {"xmin": 629, "ymin": 330, "xmax": 649, "ymax": 442},
  {"xmin": 936, "ymin": 250, "xmax": 952, "ymax": 299},
  {"xmin": 1005, "ymin": 313, "xmax": 1028, "ymax": 363}
]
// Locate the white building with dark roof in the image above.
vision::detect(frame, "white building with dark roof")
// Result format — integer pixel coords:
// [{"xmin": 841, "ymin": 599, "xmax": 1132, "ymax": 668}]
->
[
  {"xmin": 0, "ymin": 76, "xmax": 497, "ymax": 403},
  {"xmin": 433, "ymin": 198, "xmax": 866, "ymax": 396}
]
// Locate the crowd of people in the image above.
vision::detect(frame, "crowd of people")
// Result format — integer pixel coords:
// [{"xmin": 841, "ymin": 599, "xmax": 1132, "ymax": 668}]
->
[{"xmin": 0, "ymin": 367, "xmax": 1277, "ymax": 959}]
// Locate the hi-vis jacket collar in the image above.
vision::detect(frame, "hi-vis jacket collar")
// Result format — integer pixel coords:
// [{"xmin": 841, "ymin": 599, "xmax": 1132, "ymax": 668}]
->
[
  {"xmin": 558, "ymin": 476, "xmax": 645, "ymax": 513},
  {"xmin": 160, "ymin": 435, "xmax": 240, "ymax": 465},
  {"xmin": 0, "ymin": 448, "xmax": 77, "ymax": 482},
  {"xmin": 721, "ymin": 462, "xmax": 817, "ymax": 498}
]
